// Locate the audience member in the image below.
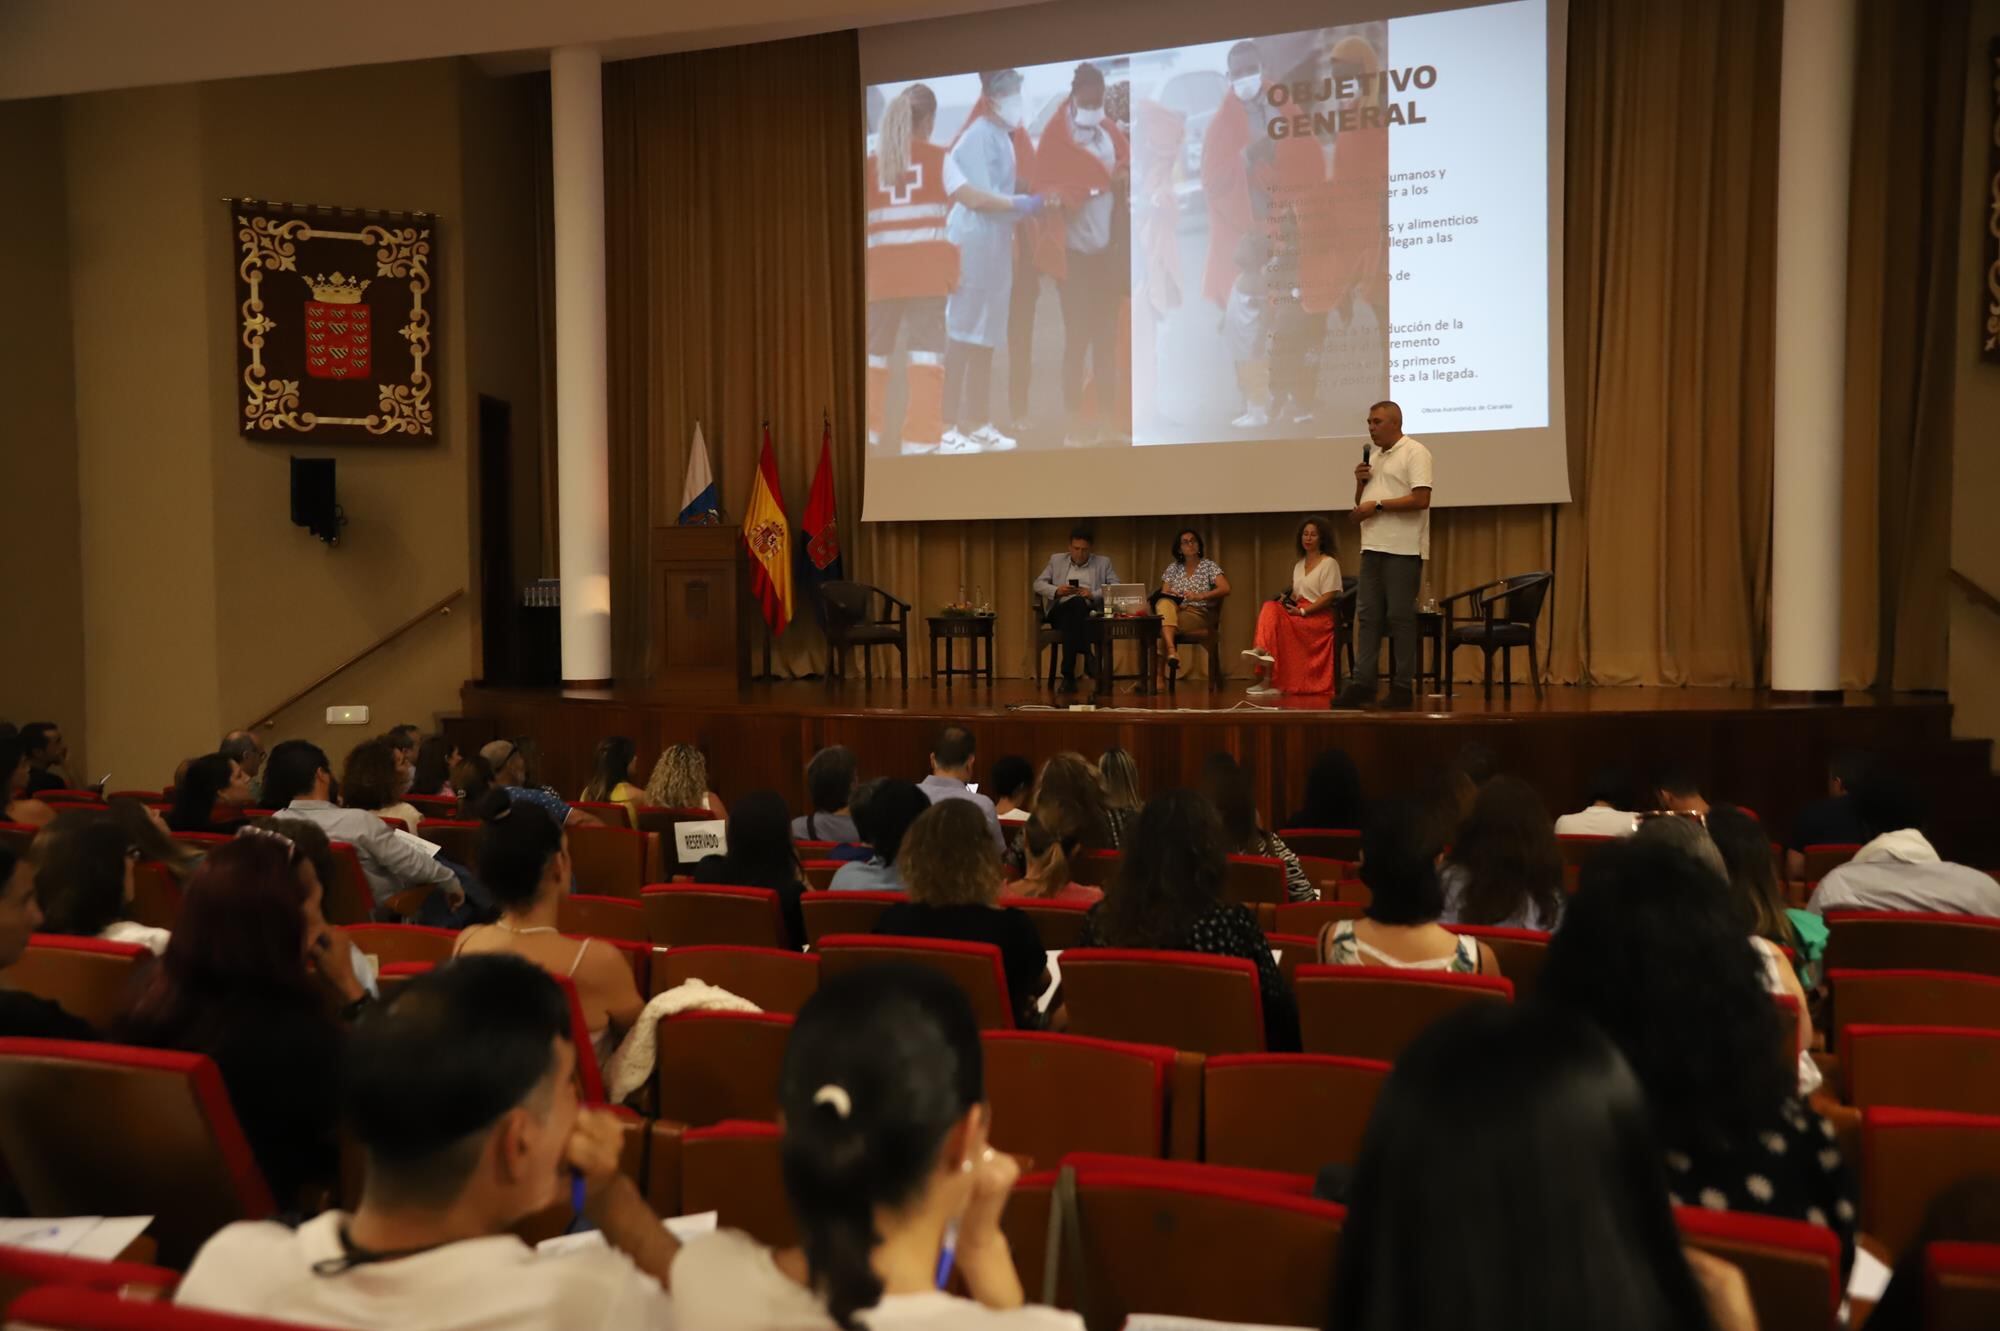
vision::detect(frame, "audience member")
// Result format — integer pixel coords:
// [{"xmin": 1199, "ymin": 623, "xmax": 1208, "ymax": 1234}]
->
[
  {"xmin": 1632, "ymin": 812, "xmax": 1727, "ymax": 878},
  {"xmin": 176, "ymin": 955, "xmax": 677, "ymax": 1328},
  {"xmin": 1451, "ymin": 741, "xmax": 1501, "ymax": 791},
  {"xmin": 453, "ymin": 754, "xmax": 495, "ymax": 818},
  {"xmin": 1010, "ymin": 815, "xmax": 1102, "ymax": 905},
  {"xmin": 383, "ymin": 724, "xmax": 420, "ymax": 776},
  {"xmin": 691, "ymin": 790, "xmax": 808, "ymax": 948},
  {"xmin": 642, "ymin": 742, "xmax": 726, "ymax": 817},
  {"xmin": 1807, "ymin": 768, "xmax": 1998, "ymax": 917},
  {"xmin": 1554, "ymin": 766, "xmax": 1641, "ymax": 837},
  {"xmin": 792, "ymin": 744, "xmax": 862, "ymax": 845},
  {"xmin": 874, "ymin": 800, "xmax": 1051, "ymax": 1028},
  {"xmin": 2, "ymin": 733, "xmax": 59, "ymax": 829},
  {"xmin": 119, "ymin": 830, "xmax": 369, "ymax": 1207},
  {"xmin": 265, "ymin": 739, "xmax": 463, "ymax": 923},
  {"xmin": 671, "ymin": 964, "xmax": 1079, "ymax": 1329},
  {"xmin": 1439, "ymin": 775, "xmax": 1564, "ymax": 931},
  {"xmin": 33, "ymin": 811, "xmax": 169, "ymax": 955},
  {"xmin": 1415, "ymin": 761, "xmax": 1479, "ymax": 853},
  {"xmin": 1320, "ymin": 799, "xmax": 1499, "ymax": 975},
  {"xmin": 917, "ymin": 724, "xmax": 1004, "ymax": 851},
  {"xmin": 1080, "ymin": 790, "xmax": 1300, "ymax": 1051},
  {"xmin": 1653, "ymin": 762, "xmax": 1711, "ymax": 818},
  {"xmin": 1033, "ymin": 751, "xmax": 1124, "ymax": 850},
  {"xmin": 578, "ymin": 736, "xmax": 647, "ymax": 826},
  {"xmin": 1325, "ymin": 1002, "xmax": 1753, "ymax": 1331},
  {"xmin": 829, "ymin": 779, "xmax": 933, "ymax": 894},
  {"xmin": 19, "ymin": 721, "xmax": 71, "ymax": 795},
  {"xmin": 1286, "ymin": 748, "xmax": 1367, "ymax": 830},
  {"xmin": 411, "ymin": 735, "xmax": 459, "ymax": 799},
  {"xmin": 479, "ymin": 739, "xmax": 599, "ymax": 829},
  {"xmin": 1097, "ymin": 747, "xmax": 1142, "ymax": 814},
  {"xmin": 456, "ymin": 793, "xmax": 643, "ymax": 1066},
  {"xmin": 1200, "ymin": 752, "xmax": 1314, "ymax": 902},
  {"xmin": 1709, "ymin": 803, "xmax": 1823, "ymax": 983},
  {"xmin": 1540, "ymin": 839, "xmax": 1855, "ymax": 1271},
  {"xmin": 1784, "ymin": 750, "xmax": 1874, "ymax": 882},
  {"xmin": 340, "ymin": 738, "xmax": 427, "ymax": 831},
  {"xmin": 0, "ymin": 844, "xmax": 95, "ymax": 1038},
  {"xmin": 986, "ymin": 755, "xmax": 1035, "ymax": 823},
  {"xmin": 219, "ymin": 730, "xmax": 267, "ymax": 801},
  {"xmin": 106, "ymin": 795, "xmax": 204, "ymax": 883},
  {"xmin": 166, "ymin": 752, "xmax": 254, "ymax": 835}
]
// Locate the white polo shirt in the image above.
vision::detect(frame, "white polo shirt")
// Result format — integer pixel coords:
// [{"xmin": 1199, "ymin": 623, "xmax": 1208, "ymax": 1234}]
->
[{"xmin": 1360, "ymin": 435, "xmax": 1433, "ymax": 560}]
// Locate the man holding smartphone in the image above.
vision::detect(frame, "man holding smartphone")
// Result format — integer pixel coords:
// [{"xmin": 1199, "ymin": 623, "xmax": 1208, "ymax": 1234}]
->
[
  {"xmin": 1032, "ymin": 524, "xmax": 1120, "ymax": 692},
  {"xmin": 1335, "ymin": 400, "xmax": 1432, "ymax": 708}
]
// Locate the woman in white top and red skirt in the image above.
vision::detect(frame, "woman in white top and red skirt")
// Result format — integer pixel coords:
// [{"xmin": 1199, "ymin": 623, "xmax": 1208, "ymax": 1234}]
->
[{"xmin": 1244, "ymin": 514, "xmax": 1341, "ymax": 696}]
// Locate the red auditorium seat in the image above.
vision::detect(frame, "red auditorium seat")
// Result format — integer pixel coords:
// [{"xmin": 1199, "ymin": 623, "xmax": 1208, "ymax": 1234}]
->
[
  {"xmin": 1072, "ymin": 849, "xmax": 1120, "ymax": 887},
  {"xmin": 572, "ymin": 800, "xmax": 633, "ymax": 824},
  {"xmin": 631, "ymin": 805, "xmax": 718, "ymax": 843},
  {"xmin": 1222, "ymin": 854, "xmax": 1289, "ymax": 907},
  {"xmin": 4, "ymin": 1287, "xmax": 341, "ymax": 1331},
  {"xmin": 320, "ymin": 843, "xmax": 393, "ymax": 925},
  {"xmin": 798, "ymin": 860, "xmax": 843, "ymax": 890},
  {"xmin": 1203, "ymin": 1053, "xmax": 1390, "ymax": 1174},
  {"xmin": 341, "ymin": 923, "xmax": 457, "ymax": 968},
  {"xmin": 415, "ymin": 818, "xmax": 481, "ymax": 869},
  {"xmin": 5, "ymin": 936, "xmax": 153, "ymax": 1029},
  {"xmin": 0, "ymin": 1247, "xmax": 179, "ymax": 1311},
  {"xmin": 997, "ymin": 896, "xmax": 1092, "ymax": 950},
  {"xmin": 1277, "ymin": 828, "xmax": 1363, "ymax": 860},
  {"xmin": 1862, "ymin": 1107, "xmax": 2000, "ymax": 1261},
  {"xmin": 1675, "ymin": 1207, "xmax": 1841, "ymax": 1331},
  {"xmin": 0, "ymin": 821, "xmax": 38, "ymax": 856},
  {"xmin": 555, "ymin": 893, "xmax": 649, "ymax": 944},
  {"xmin": 799, "ymin": 889, "xmax": 899, "ymax": 944},
  {"xmin": 815, "ymin": 935, "xmax": 1015, "ymax": 1029},
  {"xmin": 655, "ymin": 1011, "xmax": 791, "ymax": 1126},
  {"xmin": 1267, "ymin": 931, "xmax": 1319, "ymax": 986},
  {"xmin": 1061, "ymin": 949, "xmax": 1266, "ymax": 1054},
  {"xmin": 1826, "ymin": 969, "xmax": 2000, "ymax": 1049},
  {"xmin": 1555, "ymin": 833, "xmax": 1616, "ymax": 869},
  {"xmin": 681, "ymin": 1121, "xmax": 794, "ymax": 1248},
  {"xmin": 0, "ymin": 1040, "xmax": 274, "ymax": 1268},
  {"xmin": 650, "ymin": 944, "xmax": 818, "ymax": 1010},
  {"xmin": 1798, "ymin": 843, "xmax": 1863, "ymax": 882},
  {"xmin": 128, "ymin": 862, "xmax": 184, "ymax": 931},
  {"xmin": 1295, "ymin": 965, "xmax": 1513, "ymax": 1062},
  {"xmin": 1824, "ymin": 912, "xmax": 2000, "ymax": 977},
  {"xmin": 399, "ymin": 794, "xmax": 459, "ymax": 818},
  {"xmin": 1445, "ymin": 924, "xmax": 1551, "ymax": 999},
  {"xmin": 564, "ymin": 825, "xmax": 659, "ymax": 900},
  {"xmin": 1053, "ymin": 1155, "xmax": 1346, "ymax": 1328},
  {"xmin": 1842, "ymin": 1025, "xmax": 2000, "ymax": 1114},
  {"xmin": 981, "ymin": 1032, "xmax": 1175, "ymax": 1166},
  {"xmin": 640, "ymin": 883, "xmax": 790, "ymax": 948},
  {"xmin": 1927, "ymin": 1241, "xmax": 2000, "ymax": 1331},
  {"xmin": 1272, "ymin": 900, "xmax": 1365, "ymax": 937}
]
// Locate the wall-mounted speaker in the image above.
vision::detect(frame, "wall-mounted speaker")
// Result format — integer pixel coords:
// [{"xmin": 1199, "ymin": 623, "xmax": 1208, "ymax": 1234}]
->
[{"xmin": 289, "ymin": 456, "xmax": 343, "ymax": 545}]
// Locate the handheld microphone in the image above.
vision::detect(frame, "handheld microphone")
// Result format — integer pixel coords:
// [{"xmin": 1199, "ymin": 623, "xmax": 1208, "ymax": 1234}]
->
[{"xmin": 1362, "ymin": 442, "xmax": 1371, "ymax": 466}]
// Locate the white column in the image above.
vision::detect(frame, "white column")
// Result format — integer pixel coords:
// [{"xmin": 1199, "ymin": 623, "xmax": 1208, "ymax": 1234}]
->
[
  {"xmin": 551, "ymin": 45, "xmax": 613, "ymax": 682},
  {"xmin": 1770, "ymin": 0, "xmax": 1855, "ymax": 693}
]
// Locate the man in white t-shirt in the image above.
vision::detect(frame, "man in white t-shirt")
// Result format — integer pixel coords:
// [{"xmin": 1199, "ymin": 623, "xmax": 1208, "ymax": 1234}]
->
[
  {"xmin": 176, "ymin": 955, "xmax": 677, "ymax": 1331},
  {"xmin": 1336, "ymin": 400, "xmax": 1433, "ymax": 708}
]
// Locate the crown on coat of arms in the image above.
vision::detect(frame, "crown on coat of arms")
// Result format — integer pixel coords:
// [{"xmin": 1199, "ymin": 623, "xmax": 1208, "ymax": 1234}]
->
[{"xmin": 302, "ymin": 272, "xmax": 371, "ymax": 304}]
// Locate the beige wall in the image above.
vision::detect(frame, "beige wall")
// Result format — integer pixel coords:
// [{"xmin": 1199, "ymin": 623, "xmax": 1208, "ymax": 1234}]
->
[
  {"xmin": 13, "ymin": 58, "xmax": 545, "ymax": 788},
  {"xmin": 1952, "ymin": 6, "xmax": 2000, "ymax": 762},
  {"xmin": 0, "ymin": 98, "xmax": 87, "ymax": 760}
]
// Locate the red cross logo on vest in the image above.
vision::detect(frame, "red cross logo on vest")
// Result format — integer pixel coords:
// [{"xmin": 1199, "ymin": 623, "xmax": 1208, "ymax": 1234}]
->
[{"xmin": 887, "ymin": 161, "xmax": 925, "ymax": 208}]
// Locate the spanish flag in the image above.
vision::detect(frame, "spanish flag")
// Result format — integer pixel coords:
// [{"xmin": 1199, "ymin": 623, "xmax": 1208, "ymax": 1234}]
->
[{"xmin": 744, "ymin": 424, "xmax": 794, "ymax": 636}]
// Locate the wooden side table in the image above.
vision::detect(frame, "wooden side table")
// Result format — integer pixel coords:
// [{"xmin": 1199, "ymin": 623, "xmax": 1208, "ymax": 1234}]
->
[
  {"xmin": 1094, "ymin": 613, "xmax": 1163, "ymax": 695},
  {"xmin": 927, "ymin": 614, "xmax": 996, "ymax": 684}
]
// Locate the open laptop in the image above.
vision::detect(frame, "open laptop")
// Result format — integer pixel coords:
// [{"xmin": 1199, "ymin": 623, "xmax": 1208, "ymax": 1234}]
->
[{"xmin": 1104, "ymin": 583, "xmax": 1150, "ymax": 616}]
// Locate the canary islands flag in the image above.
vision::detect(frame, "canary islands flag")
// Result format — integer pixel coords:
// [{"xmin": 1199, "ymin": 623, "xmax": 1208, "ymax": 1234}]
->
[
  {"xmin": 678, "ymin": 422, "xmax": 721, "ymax": 525},
  {"xmin": 745, "ymin": 424, "xmax": 794, "ymax": 636}
]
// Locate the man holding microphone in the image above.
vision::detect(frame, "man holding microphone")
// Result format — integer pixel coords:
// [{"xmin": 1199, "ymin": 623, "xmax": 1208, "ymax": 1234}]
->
[{"xmin": 1335, "ymin": 400, "xmax": 1432, "ymax": 709}]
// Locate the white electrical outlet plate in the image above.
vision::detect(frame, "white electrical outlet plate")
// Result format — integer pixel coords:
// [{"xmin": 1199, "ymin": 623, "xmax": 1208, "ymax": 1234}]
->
[{"xmin": 326, "ymin": 705, "xmax": 370, "ymax": 726}]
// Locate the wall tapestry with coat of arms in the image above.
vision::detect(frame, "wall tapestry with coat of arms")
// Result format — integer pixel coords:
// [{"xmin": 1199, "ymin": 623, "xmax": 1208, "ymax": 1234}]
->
[{"xmin": 232, "ymin": 200, "xmax": 437, "ymax": 441}]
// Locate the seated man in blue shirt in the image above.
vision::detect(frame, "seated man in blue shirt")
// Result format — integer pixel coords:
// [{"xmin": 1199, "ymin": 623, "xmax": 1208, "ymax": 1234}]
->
[
  {"xmin": 1032, "ymin": 524, "xmax": 1120, "ymax": 692},
  {"xmin": 479, "ymin": 739, "xmax": 601, "ymax": 829},
  {"xmin": 916, "ymin": 724, "xmax": 1004, "ymax": 851}
]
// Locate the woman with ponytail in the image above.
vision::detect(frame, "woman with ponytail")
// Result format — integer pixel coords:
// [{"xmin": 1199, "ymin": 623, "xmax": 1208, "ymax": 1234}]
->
[
  {"xmin": 1011, "ymin": 812, "xmax": 1101, "ymax": 905},
  {"xmin": 670, "ymin": 964, "xmax": 1081, "ymax": 1330}
]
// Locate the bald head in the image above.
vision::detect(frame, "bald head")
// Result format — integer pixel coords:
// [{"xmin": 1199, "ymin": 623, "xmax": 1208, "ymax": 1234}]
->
[{"xmin": 220, "ymin": 730, "xmax": 266, "ymax": 777}]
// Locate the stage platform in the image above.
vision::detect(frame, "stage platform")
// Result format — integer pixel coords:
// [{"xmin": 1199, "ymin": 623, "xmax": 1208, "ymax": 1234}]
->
[{"xmin": 455, "ymin": 680, "xmax": 1985, "ymax": 858}]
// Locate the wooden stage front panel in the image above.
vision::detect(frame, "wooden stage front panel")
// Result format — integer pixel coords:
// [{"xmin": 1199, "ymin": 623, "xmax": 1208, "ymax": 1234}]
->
[{"xmin": 456, "ymin": 680, "xmax": 1966, "ymax": 853}]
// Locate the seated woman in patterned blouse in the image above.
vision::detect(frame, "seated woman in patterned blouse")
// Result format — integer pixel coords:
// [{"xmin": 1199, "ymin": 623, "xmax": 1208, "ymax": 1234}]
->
[
  {"xmin": 1154, "ymin": 527, "xmax": 1231, "ymax": 681},
  {"xmin": 1077, "ymin": 789, "xmax": 1300, "ymax": 1051}
]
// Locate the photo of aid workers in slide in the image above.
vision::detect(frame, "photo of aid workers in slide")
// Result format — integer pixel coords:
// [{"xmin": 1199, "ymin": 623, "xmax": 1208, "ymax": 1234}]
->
[{"xmin": 864, "ymin": 22, "xmax": 1390, "ymax": 456}]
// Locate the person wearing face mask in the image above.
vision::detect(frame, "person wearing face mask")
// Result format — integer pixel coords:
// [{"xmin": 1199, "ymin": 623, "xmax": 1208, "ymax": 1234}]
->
[
  {"xmin": 1031, "ymin": 62, "xmax": 1130, "ymax": 450},
  {"xmin": 866, "ymin": 83, "xmax": 958, "ymax": 457},
  {"xmin": 1202, "ymin": 41, "xmax": 1268, "ymax": 315},
  {"xmin": 941, "ymin": 68, "xmax": 1044, "ymax": 455}
]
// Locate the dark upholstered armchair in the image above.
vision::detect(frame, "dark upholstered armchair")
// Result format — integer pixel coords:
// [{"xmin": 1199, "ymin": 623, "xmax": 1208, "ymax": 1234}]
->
[{"xmin": 819, "ymin": 581, "xmax": 909, "ymax": 683}]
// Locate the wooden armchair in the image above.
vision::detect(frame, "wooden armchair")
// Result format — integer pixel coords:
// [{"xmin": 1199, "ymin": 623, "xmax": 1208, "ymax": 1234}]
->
[
  {"xmin": 819, "ymin": 580, "xmax": 910, "ymax": 684},
  {"xmin": 1442, "ymin": 571, "xmax": 1553, "ymax": 700}
]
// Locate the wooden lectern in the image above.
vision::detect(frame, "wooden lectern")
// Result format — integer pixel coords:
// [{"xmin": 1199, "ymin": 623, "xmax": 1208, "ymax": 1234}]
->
[{"xmin": 648, "ymin": 524, "xmax": 748, "ymax": 689}]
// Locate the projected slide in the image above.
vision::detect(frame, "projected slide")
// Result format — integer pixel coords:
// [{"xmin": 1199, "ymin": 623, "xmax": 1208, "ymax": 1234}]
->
[{"xmin": 860, "ymin": 0, "xmax": 1564, "ymax": 521}]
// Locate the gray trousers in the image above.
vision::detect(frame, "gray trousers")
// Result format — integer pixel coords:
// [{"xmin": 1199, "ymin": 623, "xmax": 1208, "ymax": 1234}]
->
[{"xmin": 1351, "ymin": 550, "xmax": 1423, "ymax": 691}]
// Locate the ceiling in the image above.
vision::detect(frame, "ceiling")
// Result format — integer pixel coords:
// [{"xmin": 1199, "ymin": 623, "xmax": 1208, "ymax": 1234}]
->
[{"xmin": 0, "ymin": 0, "xmax": 1040, "ymax": 100}]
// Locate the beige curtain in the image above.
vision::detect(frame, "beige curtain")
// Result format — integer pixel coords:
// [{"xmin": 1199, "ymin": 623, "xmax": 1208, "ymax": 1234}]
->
[{"xmin": 590, "ymin": 2, "xmax": 1951, "ymax": 687}]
